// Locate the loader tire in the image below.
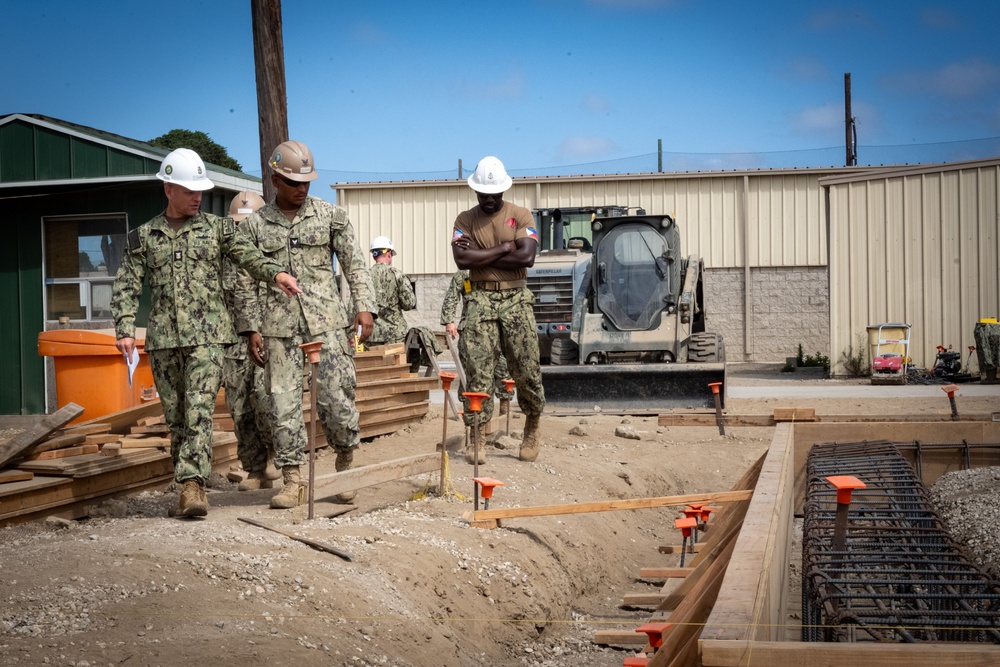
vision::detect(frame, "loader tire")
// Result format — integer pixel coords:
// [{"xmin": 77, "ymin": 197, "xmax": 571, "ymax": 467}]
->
[
  {"xmin": 550, "ymin": 337, "xmax": 579, "ymax": 365},
  {"xmin": 689, "ymin": 332, "xmax": 725, "ymax": 363}
]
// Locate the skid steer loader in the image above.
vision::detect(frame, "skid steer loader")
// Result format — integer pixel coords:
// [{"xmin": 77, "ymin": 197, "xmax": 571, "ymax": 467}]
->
[{"xmin": 527, "ymin": 212, "xmax": 726, "ymax": 412}]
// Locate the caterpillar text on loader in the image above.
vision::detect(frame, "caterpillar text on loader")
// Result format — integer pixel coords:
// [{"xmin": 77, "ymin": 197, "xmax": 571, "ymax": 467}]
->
[{"xmin": 526, "ymin": 211, "xmax": 726, "ymax": 412}]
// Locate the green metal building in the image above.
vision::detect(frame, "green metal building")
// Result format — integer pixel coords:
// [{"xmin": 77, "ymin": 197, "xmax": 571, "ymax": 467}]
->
[{"xmin": 0, "ymin": 114, "xmax": 262, "ymax": 415}]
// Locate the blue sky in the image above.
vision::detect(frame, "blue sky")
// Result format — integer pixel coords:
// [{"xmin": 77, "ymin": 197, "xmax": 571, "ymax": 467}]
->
[{"xmin": 6, "ymin": 0, "xmax": 1000, "ymax": 200}]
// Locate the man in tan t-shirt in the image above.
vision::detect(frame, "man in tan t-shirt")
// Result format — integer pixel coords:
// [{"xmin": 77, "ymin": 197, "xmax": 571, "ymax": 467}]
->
[{"xmin": 451, "ymin": 155, "xmax": 545, "ymax": 463}]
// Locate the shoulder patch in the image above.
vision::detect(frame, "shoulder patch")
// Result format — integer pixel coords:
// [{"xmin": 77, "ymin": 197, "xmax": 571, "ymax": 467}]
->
[
  {"xmin": 331, "ymin": 206, "xmax": 348, "ymax": 224},
  {"xmin": 127, "ymin": 228, "xmax": 142, "ymax": 252},
  {"xmin": 222, "ymin": 217, "xmax": 235, "ymax": 236}
]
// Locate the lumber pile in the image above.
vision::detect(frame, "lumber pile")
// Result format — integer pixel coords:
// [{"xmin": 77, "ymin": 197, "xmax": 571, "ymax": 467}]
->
[{"xmin": 0, "ymin": 343, "xmax": 435, "ymax": 526}]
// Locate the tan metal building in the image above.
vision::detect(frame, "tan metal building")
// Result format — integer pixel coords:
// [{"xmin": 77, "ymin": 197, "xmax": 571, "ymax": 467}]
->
[
  {"xmin": 334, "ymin": 157, "xmax": 1000, "ymax": 371},
  {"xmin": 823, "ymin": 157, "xmax": 1000, "ymax": 373}
]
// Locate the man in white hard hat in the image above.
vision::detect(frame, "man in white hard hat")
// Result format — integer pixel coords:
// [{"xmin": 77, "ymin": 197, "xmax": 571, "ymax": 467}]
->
[
  {"xmin": 440, "ymin": 268, "xmax": 516, "ymax": 415},
  {"xmin": 235, "ymin": 140, "xmax": 375, "ymax": 508},
  {"xmin": 367, "ymin": 236, "xmax": 416, "ymax": 347},
  {"xmin": 222, "ymin": 191, "xmax": 281, "ymax": 491},
  {"xmin": 451, "ymin": 156, "xmax": 546, "ymax": 464},
  {"xmin": 112, "ymin": 149, "xmax": 301, "ymax": 519}
]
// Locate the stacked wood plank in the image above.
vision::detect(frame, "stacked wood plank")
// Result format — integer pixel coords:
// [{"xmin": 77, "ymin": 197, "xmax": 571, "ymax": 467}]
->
[{"xmin": 0, "ymin": 343, "xmax": 436, "ymax": 526}]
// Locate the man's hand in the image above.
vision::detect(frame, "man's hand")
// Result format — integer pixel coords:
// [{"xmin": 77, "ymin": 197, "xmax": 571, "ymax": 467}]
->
[
  {"xmin": 355, "ymin": 312, "xmax": 375, "ymax": 343},
  {"xmin": 446, "ymin": 322, "xmax": 458, "ymax": 339},
  {"xmin": 275, "ymin": 271, "xmax": 302, "ymax": 296},
  {"xmin": 248, "ymin": 332, "xmax": 268, "ymax": 368},
  {"xmin": 115, "ymin": 336, "xmax": 136, "ymax": 360}
]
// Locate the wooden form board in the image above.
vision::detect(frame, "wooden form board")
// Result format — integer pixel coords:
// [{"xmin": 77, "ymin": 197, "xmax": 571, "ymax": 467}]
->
[
  {"xmin": 313, "ymin": 452, "xmax": 439, "ymax": 499},
  {"xmin": 472, "ymin": 490, "xmax": 753, "ymax": 522},
  {"xmin": 701, "ymin": 423, "xmax": 794, "ymax": 645},
  {"xmin": 657, "ymin": 411, "xmax": 995, "ymax": 428},
  {"xmin": 698, "ymin": 421, "xmax": 1000, "ymax": 667}
]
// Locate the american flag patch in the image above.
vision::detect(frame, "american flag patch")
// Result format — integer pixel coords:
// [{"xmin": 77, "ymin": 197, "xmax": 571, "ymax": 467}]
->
[
  {"xmin": 453, "ymin": 229, "xmax": 464, "ymax": 240},
  {"xmin": 527, "ymin": 227, "xmax": 539, "ymax": 240}
]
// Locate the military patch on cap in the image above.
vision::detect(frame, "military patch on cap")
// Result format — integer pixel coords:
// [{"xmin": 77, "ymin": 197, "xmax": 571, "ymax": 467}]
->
[
  {"xmin": 222, "ymin": 217, "xmax": 235, "ymax": 236},
  {"xmin": 164, "ymin": 165, "xmax": 173, "ymax": 175}
]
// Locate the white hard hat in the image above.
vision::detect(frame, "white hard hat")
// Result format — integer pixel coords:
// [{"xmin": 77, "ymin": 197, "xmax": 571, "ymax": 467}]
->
[
  {"xmin": 228, "ymin": 191, "xmax": 266, "ymax": 222},
  {"xmin": 467, "ymin": 155, "xmax": 512, "ymax": 194},
  {"xmin": 156, "ymin": 148, "xmax": 214, "ymax": 191},
  {"xmin": 370, "ymin": 235, "xmax": 396, "ymax": 254}
]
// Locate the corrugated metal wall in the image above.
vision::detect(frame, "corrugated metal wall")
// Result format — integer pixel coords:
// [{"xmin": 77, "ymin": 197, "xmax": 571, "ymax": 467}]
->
[
  {"xmin": 335, "ymin": 169, "xmax": 834, "ymax": 275},
  {"xmin": 826, "ymin": 161, "xmax": 1000, "ymax": 371}
]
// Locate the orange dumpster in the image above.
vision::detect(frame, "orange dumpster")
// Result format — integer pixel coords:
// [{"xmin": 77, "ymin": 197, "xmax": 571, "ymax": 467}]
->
[{"xmin": 37, "ymin": 328, "xmax": 157, "ymax": 425}]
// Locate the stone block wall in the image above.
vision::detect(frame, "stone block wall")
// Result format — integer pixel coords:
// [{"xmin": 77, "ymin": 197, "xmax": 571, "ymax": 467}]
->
[{"xmin": 704, "ymin": 266, "xmax": 830, "ymax": 362}]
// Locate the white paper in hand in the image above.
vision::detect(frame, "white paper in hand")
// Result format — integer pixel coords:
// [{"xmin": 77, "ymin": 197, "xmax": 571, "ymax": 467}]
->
[{"xmin": 126, "ymin": 348, "xmax": 139, "ymax": 387}]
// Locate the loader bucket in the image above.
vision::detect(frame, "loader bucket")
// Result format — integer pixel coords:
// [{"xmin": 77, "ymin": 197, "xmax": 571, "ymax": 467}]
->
[{"xmin": 540, "ymin": 362, "xmax": 726, "ymax": 413}]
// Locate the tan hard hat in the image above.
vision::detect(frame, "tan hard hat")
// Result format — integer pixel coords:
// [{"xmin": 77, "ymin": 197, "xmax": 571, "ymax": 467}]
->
[
  {"xmin": 228, "ymin": 191, "xmax": 266, "ymax": 222},
  {"xmin": 269, "ymin": 140, "xmax": 319, "ymax": 182}
]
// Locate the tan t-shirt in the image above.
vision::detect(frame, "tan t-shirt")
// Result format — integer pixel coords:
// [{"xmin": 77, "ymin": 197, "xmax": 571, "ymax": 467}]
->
[{"xmin": 452, "ymin": 200, "xmax": 537, "ymax": 283}]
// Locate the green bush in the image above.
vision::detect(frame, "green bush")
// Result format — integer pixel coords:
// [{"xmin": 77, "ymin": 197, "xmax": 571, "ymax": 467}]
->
[{"xmin": 839, "ymin": 333, "xmax": 870, "ymax": 377}]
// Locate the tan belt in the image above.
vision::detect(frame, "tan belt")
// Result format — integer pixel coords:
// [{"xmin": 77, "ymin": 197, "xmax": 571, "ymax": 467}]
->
[{"xmin": 471, "ymin": 280, "xmax": 526, "ymax": 291}]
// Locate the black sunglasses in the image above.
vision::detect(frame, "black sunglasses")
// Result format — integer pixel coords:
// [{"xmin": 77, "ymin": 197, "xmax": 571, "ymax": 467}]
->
[{"xmin": 277, "ymin": 174, "xmax": 308, "ymax": 188}]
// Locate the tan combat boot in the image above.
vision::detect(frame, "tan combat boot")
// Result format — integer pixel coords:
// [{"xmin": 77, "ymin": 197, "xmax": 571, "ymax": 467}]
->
[
  {"xmin": 270, "ymin": 466, "xmax": 303, "ymax": 509},
  {"xmin": 518, "ymin": 414, "xmax": 542, "ymax": 462},
  {"xmin": 170, "ymin": 480, "xmax": 208, "ymax": 518},
  {"xmin": 264, "ymin": 457, "xmax": 282, "ymax": 481},
  {"xmin": 334, "ymin": 448, "xmax": 356, "ymax": 503},
  {"xmin": 238, "ymin": 471, "xmax": 274, "ymax": 491},
  {"xmin": 464, "ymin": 424, "xmax": 486, "ymax": 465}
]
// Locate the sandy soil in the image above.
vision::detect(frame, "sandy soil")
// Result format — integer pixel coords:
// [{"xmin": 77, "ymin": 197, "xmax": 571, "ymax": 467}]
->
[{"xmin": 1, "ymin": 366, "xmax": 997, "ymax": 667}]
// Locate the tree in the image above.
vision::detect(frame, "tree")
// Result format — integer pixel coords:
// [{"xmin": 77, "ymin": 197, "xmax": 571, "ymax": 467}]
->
[{"xmin": 148, "ymin": 129, "xmax": 242, "ymax": 172}]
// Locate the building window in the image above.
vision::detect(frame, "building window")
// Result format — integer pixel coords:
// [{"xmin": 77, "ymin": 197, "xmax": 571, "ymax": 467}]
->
[{"xmin": 43, "ymin": 214, "xmax": 128, "ymax": 321}]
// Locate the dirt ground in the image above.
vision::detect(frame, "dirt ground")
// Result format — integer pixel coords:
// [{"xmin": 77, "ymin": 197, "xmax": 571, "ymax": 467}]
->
[{"xmin": 1, "ymin": 366, "xmax": 997, "ymax": 667}]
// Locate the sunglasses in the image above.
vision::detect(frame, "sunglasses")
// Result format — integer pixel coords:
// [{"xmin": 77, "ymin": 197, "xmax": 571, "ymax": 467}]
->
[{"xmin": 277, "ymin": 174, "xmax": 308, "ymax": 188}]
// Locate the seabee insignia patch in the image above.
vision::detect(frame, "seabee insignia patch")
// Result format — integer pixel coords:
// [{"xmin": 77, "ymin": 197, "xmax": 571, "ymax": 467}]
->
[{"xmin": 222, "ymin": 217, "xmax": 235, "ymax": 236}]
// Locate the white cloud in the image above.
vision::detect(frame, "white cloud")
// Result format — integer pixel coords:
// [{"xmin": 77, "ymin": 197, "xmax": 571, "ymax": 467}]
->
[
  {"xmin": 581, "ymin": 93, "xmax": 612, "ymax": 115},
  {"xmin": 457, "ymin": 73, "xmax": 527, "ymax": 100},
  {"xmin": 788, "ymin": 104, "xmax": 842, "ymax": 135},
  {"xmin": 554, "ymin": 135, "xmax": 619, "ymax": 161},
  {"xmin": 919, "ymin": 7, "xmax": 960, "ymax": 31},
  {"xmin": 886, "ymin": 59, "xmax": 1000, "ymax": 99},
  {"xmin": 776, "ymin": 57, "xmax": 831, "ymax": 83},
  {"xmin": 787, "ymin": 101, "xmax": 882, "ymax": 141}
]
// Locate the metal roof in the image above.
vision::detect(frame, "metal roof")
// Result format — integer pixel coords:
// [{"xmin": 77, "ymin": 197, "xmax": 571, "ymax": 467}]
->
[{"xmin": 0, "ymin": 113, "xmax": 260, "ymax": 192}]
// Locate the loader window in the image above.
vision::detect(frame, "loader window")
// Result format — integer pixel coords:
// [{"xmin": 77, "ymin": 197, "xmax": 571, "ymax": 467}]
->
[{"xmin": 594, "ymin": 224, "xmax": 672, "ymax": 331}]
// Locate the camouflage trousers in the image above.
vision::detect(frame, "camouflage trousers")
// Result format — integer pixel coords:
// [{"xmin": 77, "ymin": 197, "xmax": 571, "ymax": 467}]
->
[
  {"xmin": 149, "ymin": 345, "xmax": 224, "ymax": 484},
  {"xmin": 459, "ymin": 287, "xmax": 545, "ymax": 426},
  {"xmin": 223, "ymin": 345, "xmax": 274, "ymax": 474},
  {"xmin": 263, "ymin": 327, "xmax": 360, "ymax": 469},
  {"xmin": 457, "ymin": 338, "xmax": 514, "ymax": 400}
]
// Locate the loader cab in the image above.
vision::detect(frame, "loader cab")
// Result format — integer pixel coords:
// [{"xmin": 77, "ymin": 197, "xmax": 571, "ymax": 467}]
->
[
  {"xmin": 532, "ymin": 205, "xmax": 629, "ymax": 252},
  {"xmin": 590, "ymin": 215, "xmax": 680, "ymax": 331}
]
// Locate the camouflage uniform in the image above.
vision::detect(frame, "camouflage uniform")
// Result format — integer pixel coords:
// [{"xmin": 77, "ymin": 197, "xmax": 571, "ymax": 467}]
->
[
  {"xmin": 221, "ymin": 256, "xmax": 274, "ymax": 474},
  {"xmin": 234, "ymin": 196, "xmax": 374, "ymax": 468},
  {"xmin": 112, "ymin": 212, "xmax": 285, "ymax": 485},
  {"xmin": 440, "ymin": 269, "xmax": 513, "ymax": 401},
  {"xmin": 368, "ymin": 262, "xmax": 416, "ymax": 346},
  {"xmin": 452, "ymin": 202, "xmax": 545, "ymax": 426}
]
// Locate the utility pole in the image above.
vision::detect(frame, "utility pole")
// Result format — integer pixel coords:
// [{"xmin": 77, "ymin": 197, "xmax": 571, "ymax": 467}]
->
[
  {"xmin": 844, "ymin": 73, "xmax": 857, "ymax": 167},
  {"xmin": 657, "ymin": 139, "xmax": 663, "ymax": 173},
  {"xmin": 251, "ymin": 0, "xmax": 289, "ymax": 202}
]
